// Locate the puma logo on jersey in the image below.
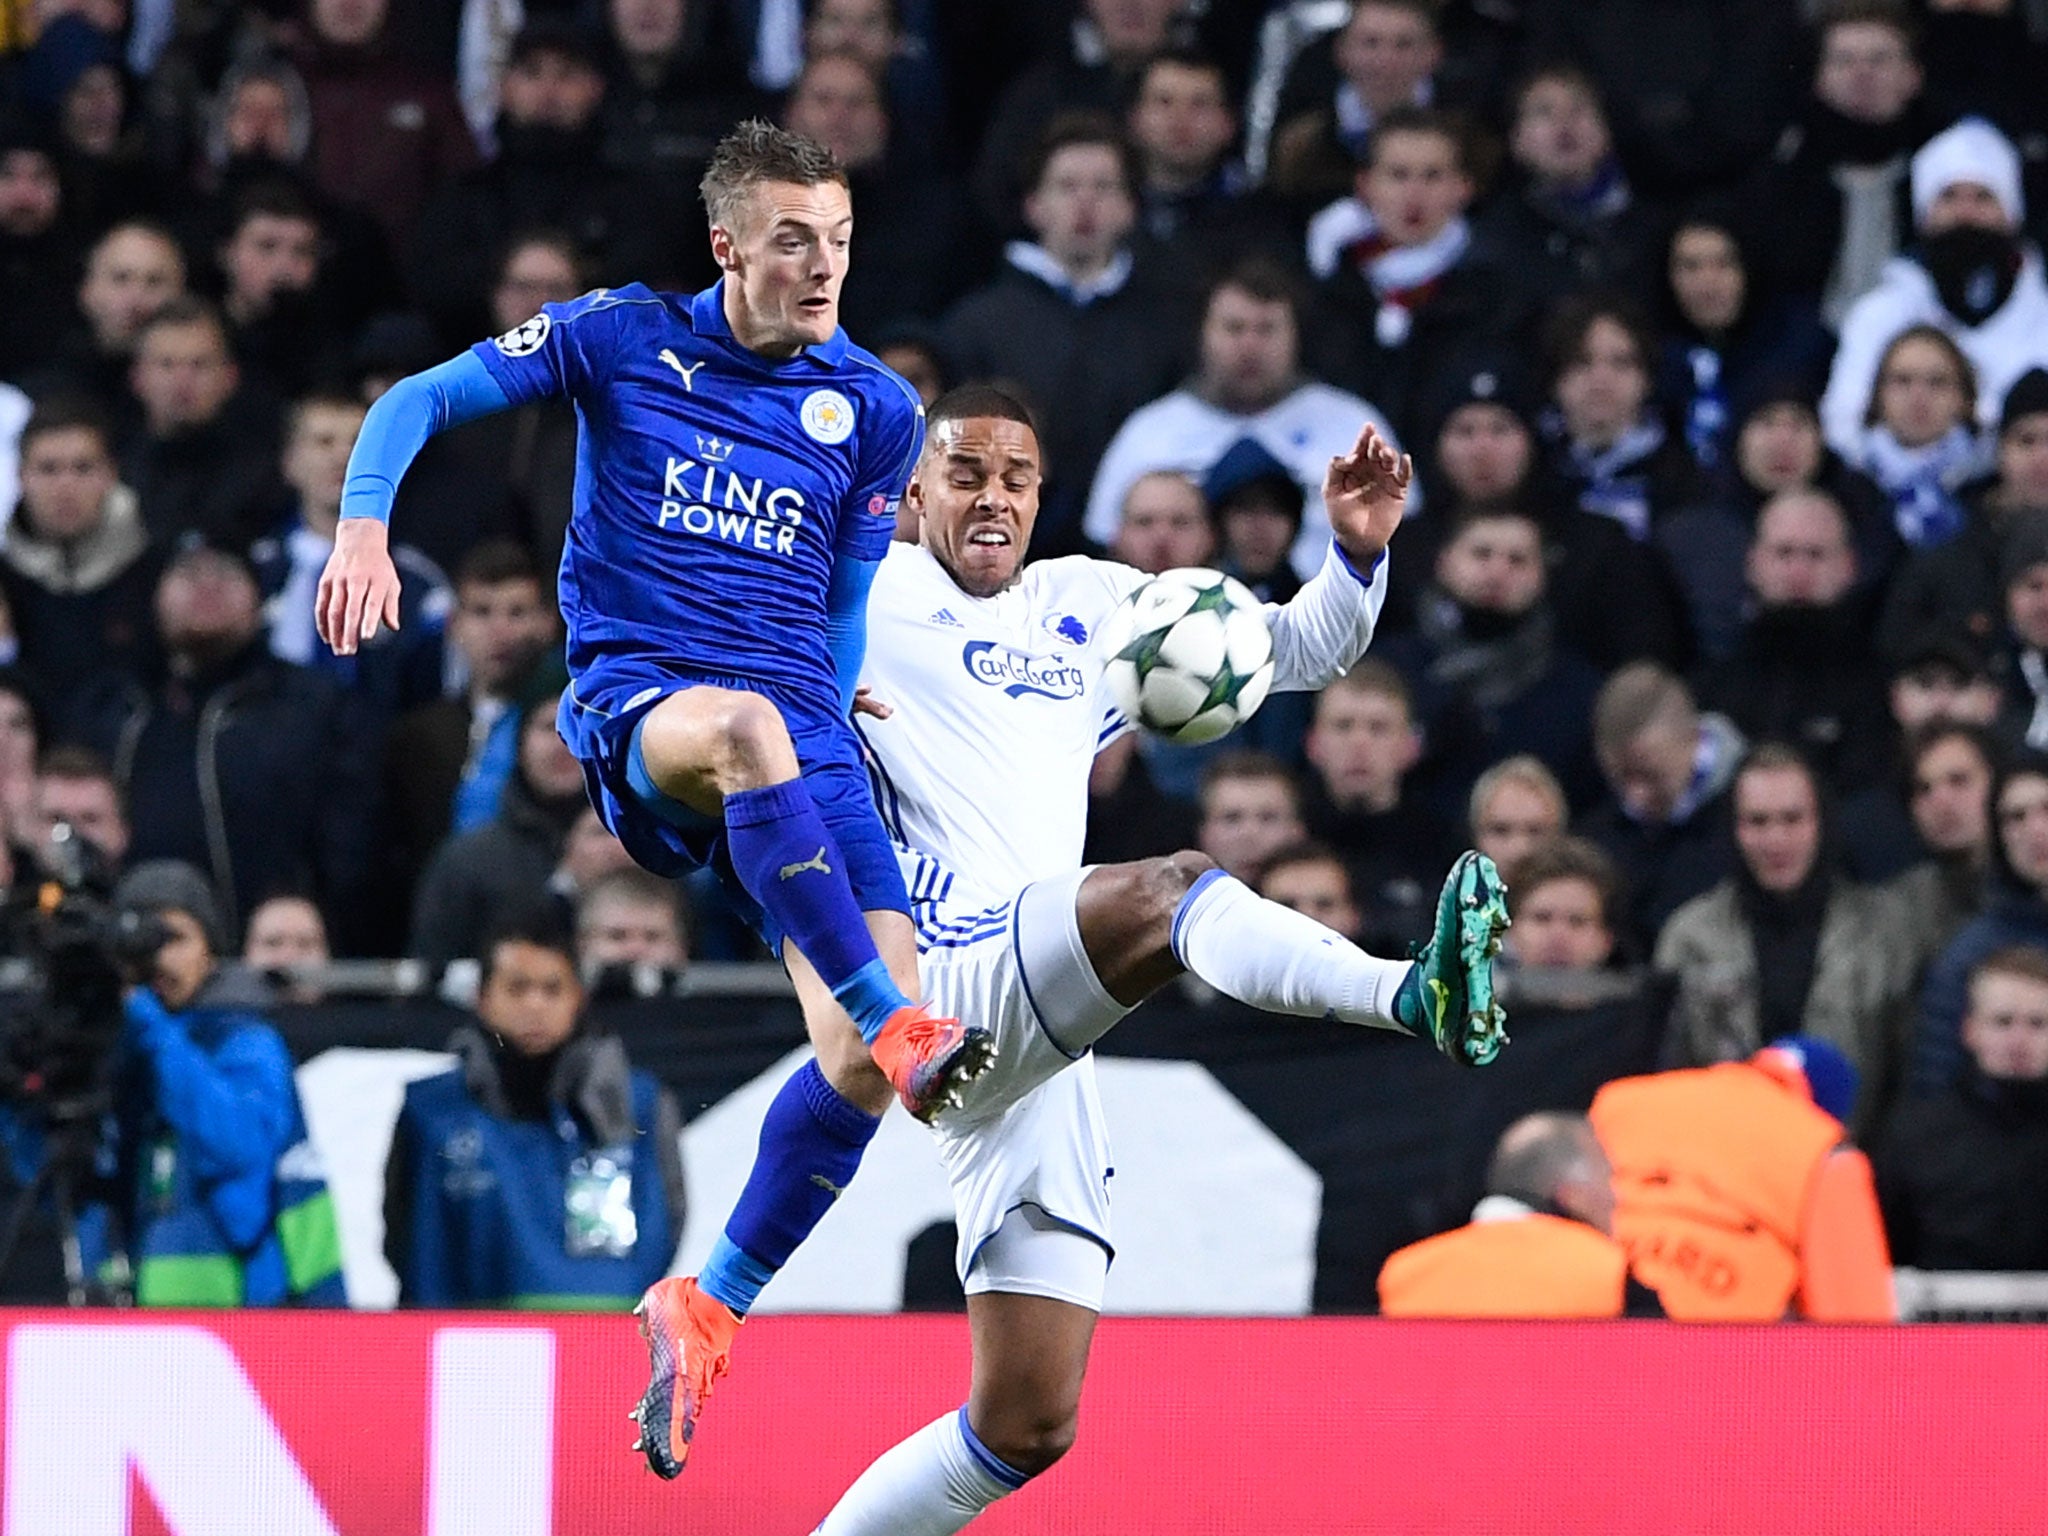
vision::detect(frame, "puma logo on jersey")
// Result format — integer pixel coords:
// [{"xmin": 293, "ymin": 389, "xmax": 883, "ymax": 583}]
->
[
  {"xmin": 780, "ymin": 846, "xmax": 832, "ymax": 880},
  {"xmin": 657, "ymin": 349, "xmax": 704, "ymax": 390},
  {"xmin": 809, "ymin": 1173, "xmax": 848, "ymax": 1199}
]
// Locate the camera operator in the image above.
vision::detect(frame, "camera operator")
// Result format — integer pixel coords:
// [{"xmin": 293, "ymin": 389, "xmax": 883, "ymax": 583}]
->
[{"xmin": 85, "ymin": 861, "xmax": 344, "ymax": 1306}]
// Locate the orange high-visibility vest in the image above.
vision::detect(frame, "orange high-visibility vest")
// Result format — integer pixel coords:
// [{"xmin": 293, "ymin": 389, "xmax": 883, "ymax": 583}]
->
[
  {"xmin": 1378, "ymin": 1212, "xmax": 1632, "ymax": 1318},
  {"xmin": 1591, "ymin": 1063, "xmax": 1846, "ymax": 1320}
]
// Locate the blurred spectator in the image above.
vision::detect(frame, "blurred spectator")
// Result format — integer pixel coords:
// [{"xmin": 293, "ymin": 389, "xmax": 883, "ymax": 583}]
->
[
  {"xmin": 38, "ymin": 219, "xmax": 184, "ymax": 417},
  {"xmin": 1912, "ymin": 749, "xmax": 2048, "ymax": 1096},
  {"xmin": 193, "ymin": 57, "xmax": 402, "ymax": 333},
  {"xmin": 1878, "ymin": 944, "xmax": 2048, "ymax": 1271},
  {"xmin": 944, "ymin": 113, "xmax": 1188, "ymax": 550},
  {"xmin": 1695, "ymin": 490, "xmax": 1893, "ymax": 790},
  {"xmin": 1379, "ymin": 1112, "xmax": 1655, "ymax": 1318},
  {"xmin": 1196, "ymin": 751, "xmax": 1304, "ymax": 885},
  {"xmin": 1502, "ymin": 836, "xmax": 1620, "ymax": 973},
  {"xmin": 1476, "ymin": 65, "xmax": 1658, "ymax": 316},
  {"xmin": 291, "ymin": 0, "xmax": 479, "ymax": 249},
  {"xmin": 1267, "ymin": 0, "xmax": 1449, "ymax": 210},
  {"xmin": 801, "ymin": 0, "xmax": 945, "ymax": 166},
  {"xmin": 1914, "ymin": 0, "xmax": 2048, "ymax": 163},
  {"xmin": 1409, "ymin": 354, "xmax": 1690, "ymax": 671},
  {"xmin": 384, "ymin": 909, "xmax": 685, "ymax": 1307},
  {"xmin": 1379, "ymin": 506, "xmax": 1606, "ymax": 817},
  {"xmin": 1540, "ymin": 296, "xmax": 1701, "ymax": 543},
  {"xmin": 250, "ymin": 391, "xmax": 450, "ymax": 716},
  {"xmin": 409, "ymin": 692, "xmax": 589, "ymax": 966},
  {"xmin": 972, "ymin": 0, "xmax": 1188, "ymax": 229},
  {"xmin": 1257, "ymin": 840, "xmax": 1364, "ymax": 944},
  {"xmin": 410, "ymin": 21, "xmax": 679, "ymax": 349},
  {"xmin": 1580, "ymin": 662, "xmax": 1745, "ymax": 951},
  {"xmin": 576, "ymin": 864, "xmax": 689, "ymax": 976},
  {"xmin": 96, "ymin": 860, "xmax": 345, "ymax": 1305},
  {"xmin": 1107, "ymin": 470, "xmax": 1212, "ymax": 574},
  {"xmin": 382, "ymin": 540, "xmax": 558, "ymax": 909},
  {"xmin": 242, "ymin": 890, "xmax": 332, "ymax": 1003},
  {"xmin": 1655, "ymin": 213, "xmax": 1831, "ymax": 478},
  {"xmin": 1738, "ymin": 0, "xmax": 1946, "ymax": 326},
  {"xmin": 1879, "ymin": 367, "xmax": 2048, "ymax": 657},
  {"xmin": 1888, "ymin": 630, "xmax": 2004, "ymax": 734},
  {"xmin": 119, "ymin": 299, "xmax": 280, "ymax": 549},
  {"xmin": 64, "ymin": 542, "xmax": 376, "ymax": 945},
  {"xmin": 1822, "ymin": 118, "xmax": 2048, "ymax": 449},
  {"xmin": 1521, "ymin": 0, "xmax": 1800, "ymax": 202},
  {"xmin": 0, "ymin": 399, "xmax": 162, "ymax": 700},
  {"xmin": 1881, "ymin": 722, "xmax": 1997, "ymax": 961},
  {"xmin": 25, "ymin": 744, "xmax": 129, "ymax": 867},
  {"xmin": 1845, "ymin": 325, "xmax": 1991, "ymax": 550},
  {"xmin": 215, "ymin": 180, "xmax": 347, "ymax": 405},
  {"xmin": 0, "ymin": 122, "xmax": 79, "ymax": 384},
  {"xmin": 1996, "ymin": 510, "xmax": 2048, "ymax": 748},
  {"xmin": 0, "ymin": 670, "xmax": 36, "ymax": 829},
  {"xmin": 30, "ymin": 17, "xmax": 155, "ymax": 234},
  {"xmin": 1203, "ymin": 438, "xmax": 1302, "ymax": 603},
  {"xmin": 1087, "ymin": 258, "xmax": 1390, "ymax": 578},
  {"xmin": 1658, "ymin": 383, "xmax": 1898, "ymax": 662},
  {"xmin": 1654, "ymin": 744, "xmax": 1920, "ymax": 1133},
  {"xmin": 599, "ymin": 0, "xmax": 765, "ymax": 258},
  {"xmin": 781, "ymin": 50, "xmax": 967, "ymax": 337},
  {"xmin": 1592, "ymin": 1036, "xmax": 1895, "ymax": 1320},
  {"xmin": 1308, "ymin": 109, "xmax": 1512, "ymax": 447},
  {"xmin": 385, "ymin": 232, "xmax": 581, "ymax": 573},
  {"xmin": 1468, "ymin": 755, "xmax": 1567, "ymax": 879},
  {"xmin": 1300, "ymin": 662, "xmax": 1452, "ymax": 952},
  {"xmin": 1127, "ymin": 48, "xmax": 1282, "ymax": 284}
]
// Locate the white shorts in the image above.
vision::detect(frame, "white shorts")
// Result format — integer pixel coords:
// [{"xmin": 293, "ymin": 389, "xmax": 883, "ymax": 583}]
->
[{"xmin": 912, "ymin": 864, "xmax": 1130, "ymax": 1310}]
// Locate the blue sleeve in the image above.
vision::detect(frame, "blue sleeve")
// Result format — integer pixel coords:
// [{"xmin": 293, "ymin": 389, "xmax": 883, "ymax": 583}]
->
[
  {"xmin": 825, "ymin": 554, "xmax": 881, "ymax": 713},
  {"xmin": 126, "ymin": 995, "xmax": 294, "ymax": 1177},
  {"xmin": 339, "ymin": 351, "xmax": 513, "ymax": 526},
  {"xmin": 836, "ymin": 371, "xmax": 925, "ymax": 563}
]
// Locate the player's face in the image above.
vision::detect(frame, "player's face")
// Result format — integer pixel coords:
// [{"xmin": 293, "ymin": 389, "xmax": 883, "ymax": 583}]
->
[
  {"xmin": 911, "ymin": 416, "xmax": 1043, "ymax": 598},
  {"xmin": 716, "ymin": 179, "xmax": 854, "ymax": 356}
]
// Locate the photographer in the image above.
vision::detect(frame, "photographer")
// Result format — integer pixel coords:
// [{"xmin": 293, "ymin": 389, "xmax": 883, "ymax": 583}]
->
[{"xmin": 96, "ymin": 861, "xmax": 342, "ymax": 1306}]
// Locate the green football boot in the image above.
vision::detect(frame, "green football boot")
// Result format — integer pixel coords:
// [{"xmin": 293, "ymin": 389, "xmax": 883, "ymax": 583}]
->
[{"xmin": 1394, "ymin": 850, "xmax": 1511, "ymax": 1066}]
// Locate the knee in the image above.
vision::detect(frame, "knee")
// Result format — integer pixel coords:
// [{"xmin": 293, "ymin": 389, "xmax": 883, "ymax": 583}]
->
[
  {"xmin": 1138, "ymin": 850, "xmax": 1218, "ymax": 924},
  {"xmin": 709, "ymin": 691, "xmax": 790, "ymax": 772},
  {"xmin": 975, "ymin": 1402, "xmax": 1080, "ymax": 1480},
  {"xmin": 644, "ymin": 689, "xmax": 792, "ymax": 792}
]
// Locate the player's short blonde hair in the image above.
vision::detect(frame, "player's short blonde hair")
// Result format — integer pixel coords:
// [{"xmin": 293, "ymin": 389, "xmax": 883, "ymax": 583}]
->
[{"xmin": 700, "ymin": 119, "xmax": 847, "ymax": 231}]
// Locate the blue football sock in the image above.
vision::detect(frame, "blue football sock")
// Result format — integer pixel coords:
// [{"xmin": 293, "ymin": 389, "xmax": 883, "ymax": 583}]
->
[
  {"xmin": 698, "ymin": 1058, "xmax": 880, "ymax": 1316},
  {"xmin": 724, "ymin": 778, "xmax": 911, "ymax": 1041}
]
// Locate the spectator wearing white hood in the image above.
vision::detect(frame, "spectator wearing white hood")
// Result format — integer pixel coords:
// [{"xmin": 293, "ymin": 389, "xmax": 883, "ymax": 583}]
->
[{"xmin": 1822, "ymin": 118, "xmax": 2048, "ymax": 455}]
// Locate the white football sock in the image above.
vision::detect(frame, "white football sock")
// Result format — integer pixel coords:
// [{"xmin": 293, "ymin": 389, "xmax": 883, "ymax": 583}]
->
[
  {"xmin": 813, "ymin": 1409, "xmax": 1024, "ymax": 1536},
  {"xmin": 1171, "ymin": 870, "xmax": 1413, "ymax": 1029}
]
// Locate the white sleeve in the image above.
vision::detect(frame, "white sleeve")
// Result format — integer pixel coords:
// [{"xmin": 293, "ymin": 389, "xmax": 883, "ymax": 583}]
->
[{"xmin": 1267, "ymin": 540, "xmax": 1389, "ymax": 693}]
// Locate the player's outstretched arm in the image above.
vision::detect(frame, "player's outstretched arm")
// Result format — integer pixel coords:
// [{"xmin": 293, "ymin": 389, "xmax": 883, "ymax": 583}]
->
[
  {"xmin": 1263, "ymin": 420, "xmax": 1410, "ymax": 692},
  {"xmin": 316, "ymin": 351, "xmax": 513, "ymax": 655}
]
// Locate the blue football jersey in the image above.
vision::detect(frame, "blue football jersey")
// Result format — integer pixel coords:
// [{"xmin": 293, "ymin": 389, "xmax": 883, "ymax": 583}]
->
[{"xmin": 470, "ymin": 281, "xmax": 924, "ymax": 707}]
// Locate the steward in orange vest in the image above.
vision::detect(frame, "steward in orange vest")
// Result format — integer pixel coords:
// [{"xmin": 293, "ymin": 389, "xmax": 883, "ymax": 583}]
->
[
  {"xmin": 1379, "ymin": 1113, "xmax": 1663, "ymax": 1318},
  {"xmin": 1590, "ymin": 1037, "xmax": 1895, "ymax": 1321}
]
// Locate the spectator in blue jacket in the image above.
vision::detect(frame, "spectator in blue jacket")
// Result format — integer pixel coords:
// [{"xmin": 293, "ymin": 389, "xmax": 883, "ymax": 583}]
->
[
  {"xmin": 383, "ymin": 908, "xmax": 685, "ymax": 1309},
  {"xmin": 98, "ymin": 859, "xmax": 345, "ymax": 1306}
]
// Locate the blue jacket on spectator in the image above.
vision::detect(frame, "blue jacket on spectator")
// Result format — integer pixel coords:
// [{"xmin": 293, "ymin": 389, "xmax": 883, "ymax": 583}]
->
[
  {"xmin": 1911, "ymin": 887, "xmax": 2048, "ymax": 1097},
  {"xmin": 90, "ymin": 971, "xmax": 345, "ymax": 1306},
  {"xmin": 384, "ymin": 1025, "xmax": 684, "ymax": 1309}
]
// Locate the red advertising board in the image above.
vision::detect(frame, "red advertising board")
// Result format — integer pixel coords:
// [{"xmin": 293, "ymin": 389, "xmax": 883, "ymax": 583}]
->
[{"xmin": 0, "ymin": 1309, "xmax": 2042, "ymax": 1535}]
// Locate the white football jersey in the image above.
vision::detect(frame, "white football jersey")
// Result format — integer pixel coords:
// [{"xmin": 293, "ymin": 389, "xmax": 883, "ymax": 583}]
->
[{"xmin": 858, "ymin": 541, "xmax": 1388, "ymax": 916}]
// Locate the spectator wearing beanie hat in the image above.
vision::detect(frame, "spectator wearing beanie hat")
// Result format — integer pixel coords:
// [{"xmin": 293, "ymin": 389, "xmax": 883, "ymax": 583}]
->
[
  {"xmin": 1878, "ymin": 367, "xmax": 2048, "ymax": 661},
  {"xmin": 1823, "ymin": 118, "xmax": 2048, "ymax": 452}
]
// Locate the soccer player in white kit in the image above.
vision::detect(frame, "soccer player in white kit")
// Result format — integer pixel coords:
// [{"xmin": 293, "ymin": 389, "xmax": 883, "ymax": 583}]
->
[{"xmin": 796, "ymin": 385, "xmax": 1510, "ymax": 1534}]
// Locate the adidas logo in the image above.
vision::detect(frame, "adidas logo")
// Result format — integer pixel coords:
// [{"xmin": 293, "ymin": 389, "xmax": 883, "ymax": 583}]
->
[{"xmin": 929, "ymin": 608, "xmax": 964, "ymax": 628}]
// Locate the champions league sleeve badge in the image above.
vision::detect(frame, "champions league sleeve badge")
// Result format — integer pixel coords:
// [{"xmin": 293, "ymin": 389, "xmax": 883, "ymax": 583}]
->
[
  {"xmin": 493, "ymin": 312, "xmax": 552, "ymax": 357},
  {"xmin": 800, "ymin": 389, "xmax": 856, "ymax": 445}
]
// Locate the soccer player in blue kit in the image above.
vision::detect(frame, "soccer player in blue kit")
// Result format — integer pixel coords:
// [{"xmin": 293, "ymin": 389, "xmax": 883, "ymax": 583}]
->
[{"xmin": 314, "ymin": 123, "xmax": 992, "ymax": 1475}]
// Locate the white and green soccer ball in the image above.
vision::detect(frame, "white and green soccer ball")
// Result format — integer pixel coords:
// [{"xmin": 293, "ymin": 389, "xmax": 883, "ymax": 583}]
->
[{"xmin": 1100, "ymin": 567, "xmax": 1275, "ymax": 745}]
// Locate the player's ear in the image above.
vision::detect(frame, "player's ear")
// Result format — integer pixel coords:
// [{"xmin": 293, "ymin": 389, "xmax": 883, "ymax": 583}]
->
[{"xmin": 708, "ymin": 222, "xmax": 739, "ymax": 272}]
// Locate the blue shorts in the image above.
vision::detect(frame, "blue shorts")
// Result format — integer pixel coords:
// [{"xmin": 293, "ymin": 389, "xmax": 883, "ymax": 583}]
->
[{"xmin": 560, "ymin": 664, "xmax": 909, "ymax": 943}]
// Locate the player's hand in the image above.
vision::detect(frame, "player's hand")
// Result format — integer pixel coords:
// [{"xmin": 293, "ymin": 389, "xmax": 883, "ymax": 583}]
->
[
  {"xmin": 316, "ymin": 518, "xmax": 403, "ymax": 656},
  {"xmin": 852, "ymin": 686, "xmax": 893, "ymax": 721},
  {"xmin": 1324, "ymin": 421, "xmax": 1412, "ymax": 564}
]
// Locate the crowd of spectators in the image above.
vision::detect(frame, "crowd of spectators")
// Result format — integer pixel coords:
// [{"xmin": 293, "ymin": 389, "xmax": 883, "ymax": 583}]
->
[{"xmin": 1, "ymin": 0, "xmax": 2047, "ymax": 1302}]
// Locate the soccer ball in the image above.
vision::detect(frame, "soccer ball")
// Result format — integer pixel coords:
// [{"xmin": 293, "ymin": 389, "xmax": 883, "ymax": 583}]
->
[{"xmin": 1100, "ymin": 568, "xmax": 1275, "ymax": 745}]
